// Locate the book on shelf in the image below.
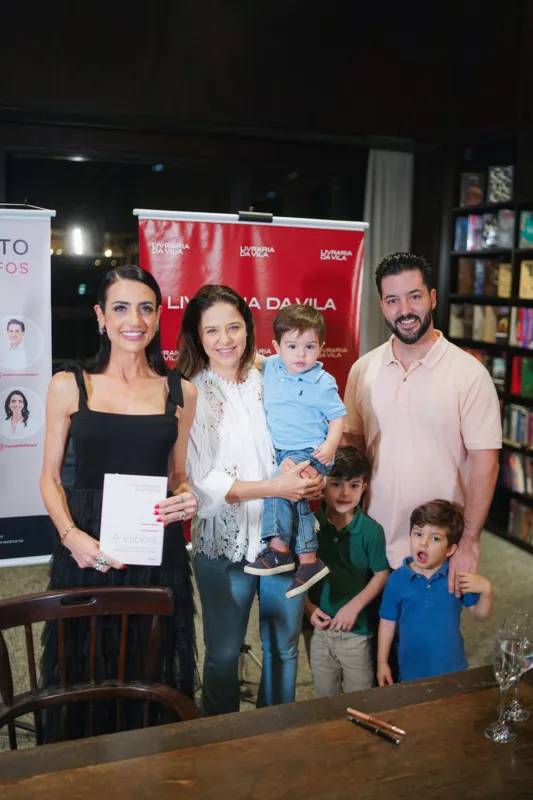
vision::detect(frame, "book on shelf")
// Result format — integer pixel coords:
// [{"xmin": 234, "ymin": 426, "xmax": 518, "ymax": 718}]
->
[
  {"xmin": 457, "ymin": 258, "xmax": 474, "ymax": 294},
  {"xmin": 462, "ymin": 348, "xmax": 506, "ymax": 392},
  {"xmin": 501, "ymin": 452, "xmax": 533, "ymax": 495},
  {"xmin": 462, "ymin": 304, "xmax": 473, "ymax": 339},
  {"xmin": 459, "ymin": 172, "xmax": 485, "ymax": 206},
  {"xmin": 508, "ymin": 499, "xmax": 533, "ymax": 545},
  {"xmin": 509, "ymin": 307, "xmax": 533, "ymax": 348},
  {"xmin": 449, "ymin": 304, "xmax": 465, "ymax": 338},
  {"xmin": 487, "ymin": 165, "xmax": 514, "ymax": 204},
  {"xmin": 502, "ymin": 403, "xmax": 533, "ymax": 447},
  {"xmin": 474, "ymin": 259, "xmax": 485, "ymax": 293},
  {"xmin": 497, "ymin": 210, "xmax": 515, "ymax": 248},
  {"xmin": 510, "ymin": 357, "xmax": 533, "ymax": 398},
  {"xmin": 467, "ymin": 214, "xmax": 484, "ymax": 251},
  {"xmin": 482, "ymin": 213, "xmax": 499, "ymax": 249},
  {"xmin": 454, "ymin": 217, "xmax": 468, "ymax": 251},
  {"xmin": 472, "ymin": 306, "xmax": 485, "ymax": 340},
  {"xmin": 519, "ymin": 211, "xmax": 533, "ymax": 249},
  {"xmin": 484, "ymin": 260, "xmax": 499, "ymax": 295},
  {"xmin": 497, "ymin": 262, "xmax": 512, "ymax": 298},
  {"xmin": 519, "ymin": 260, "xmax": 533, "ymax": 299}
]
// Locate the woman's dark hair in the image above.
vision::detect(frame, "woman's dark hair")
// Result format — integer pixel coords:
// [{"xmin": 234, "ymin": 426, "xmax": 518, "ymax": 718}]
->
[
  {"xmin": 175, "ymin": 285, "xmax": 256, "ymax": 380},
  {"xmin": 5, "ymin": 390, "xmax": 30, "ymax": 427},
  {"xmin": 91, "ymin": 265, "xmax": 167, "ymax": 375}
]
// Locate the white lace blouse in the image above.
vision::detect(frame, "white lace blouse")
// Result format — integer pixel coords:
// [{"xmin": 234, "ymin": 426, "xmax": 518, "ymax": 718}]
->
[{"xmin": 186, "ymin": 367, "xmax": 275, "ymax": 563}]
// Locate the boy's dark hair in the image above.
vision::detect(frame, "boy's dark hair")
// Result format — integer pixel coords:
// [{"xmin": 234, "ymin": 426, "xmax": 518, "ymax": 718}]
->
[
  {"xmin": 329, "ymin": 446, "xmax": 370, "ymax": 482},
  {"xmin": 410, "ymin": 499, "xmax": 464, "ymax": 547},
  {"xmin": 273, "ymin": 304, "xmax": 326, "ymax": 345},
  {"xmin": 375, "ymin": 252, "xmax": 433, "ymax": 298}
]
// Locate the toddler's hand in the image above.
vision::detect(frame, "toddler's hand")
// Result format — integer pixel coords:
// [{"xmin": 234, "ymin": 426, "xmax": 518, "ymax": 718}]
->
[
  {"xmin": 310, "ymin": 606, "xmax": 331, "ymax": 630},
  {"xmin": 311, "ymin": 442, "xmax": 335, "ymax": 466},
  {"xmin": 377, "ymin": 662, "xmax": 394, "ymax": 687},
  {"xmin": 279, "ymin": 458, "xmax": 296, "ymax": 475},
  {"xmin": 458, "ymin": 572, "xmax": 492, "ymax": 595}
]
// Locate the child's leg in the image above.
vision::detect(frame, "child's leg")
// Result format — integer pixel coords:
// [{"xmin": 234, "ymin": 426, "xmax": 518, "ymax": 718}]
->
[
  {"xmin": 336, "ymin": 632, "xmax": 375, "ymax": 692},
  {"xmin": 244, "ymin": 466, "xmax": 296, "ymax": 574},
  {"xmin": 310, "ymin": 628, "xmax": 343, "ymax": 698}
]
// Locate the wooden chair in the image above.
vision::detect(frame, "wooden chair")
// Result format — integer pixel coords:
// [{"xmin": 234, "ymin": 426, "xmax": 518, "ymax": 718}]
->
[{"xmin": 0, "ymin": 586, "xmax": 202, "ymax": 750}]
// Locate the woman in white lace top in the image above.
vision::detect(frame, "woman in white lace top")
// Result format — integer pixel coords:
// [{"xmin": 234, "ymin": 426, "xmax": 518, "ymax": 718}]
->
[{"xmin": 178, "ymin": 285, "xmax": 322, "ymax": 716}]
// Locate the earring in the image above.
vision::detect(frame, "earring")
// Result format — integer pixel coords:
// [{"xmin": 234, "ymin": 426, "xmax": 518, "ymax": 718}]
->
[
  {"xmin": 98, "ymin": 323, "xmax": 105, "ymax": 335},
  {"xmin": 156, "ymin": 322, "xmax": 160, "ymax": 333}
]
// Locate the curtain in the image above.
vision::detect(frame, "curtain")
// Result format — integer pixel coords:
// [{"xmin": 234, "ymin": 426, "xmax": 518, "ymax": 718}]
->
[{"xmin": 359, "ymin": 150, "xmax": 414, "ymax": 356}]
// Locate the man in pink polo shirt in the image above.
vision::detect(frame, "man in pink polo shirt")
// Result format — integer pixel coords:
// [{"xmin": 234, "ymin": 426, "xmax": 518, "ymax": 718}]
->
[{"xmin": 344, "ymin": 252, "xmax": 501, "ymax": 595}]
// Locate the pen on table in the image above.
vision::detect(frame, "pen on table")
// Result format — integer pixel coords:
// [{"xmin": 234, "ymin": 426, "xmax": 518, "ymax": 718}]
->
[
  {"xmin": 346, "ymin": 706, "xmax": 406, "ymax": 738},
  {"xmin": 346, "ymin": 715, "xmax": 401, "ymax": 746}
]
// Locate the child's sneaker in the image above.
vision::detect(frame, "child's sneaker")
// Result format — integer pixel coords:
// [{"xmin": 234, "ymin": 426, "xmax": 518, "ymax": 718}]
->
[
  {"xmin": 285, "ymin": 559, "xmax": 330, "ymax": 598},
  {"xmin": 244, "ymin": 548, "xmax": 296, "ymax": 576}
]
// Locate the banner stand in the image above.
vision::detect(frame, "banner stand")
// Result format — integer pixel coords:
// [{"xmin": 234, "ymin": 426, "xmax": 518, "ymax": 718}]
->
[
  {"xmin": 133, "ymin": 209, "xmax": 367, "ymax": 393},
  {"xmin": 0, "ymin": 207, "xmax": 56, "ymax": 568}
]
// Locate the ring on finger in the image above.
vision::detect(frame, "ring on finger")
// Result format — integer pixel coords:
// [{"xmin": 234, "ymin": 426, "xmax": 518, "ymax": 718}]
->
[
  {"xmin": 95, "ymin": 556, "xmax": 110, "ymax": 567},
  {"xmin": 177, "ymin": 510, "xmax": 185, "ymax": 521},
  {"xmin": 94, "ymin": 563, "xmax": 104, "ymax": 572}
]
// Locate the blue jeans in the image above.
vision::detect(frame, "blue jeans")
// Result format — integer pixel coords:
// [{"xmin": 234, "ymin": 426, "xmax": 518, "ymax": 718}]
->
[
  {"xmin": 262, "ymin": 448, "xmax": 330, "ymax": 555},
  {"xmin": 194, "ymin": 552, "xmax": 305, "ymax": 716}
]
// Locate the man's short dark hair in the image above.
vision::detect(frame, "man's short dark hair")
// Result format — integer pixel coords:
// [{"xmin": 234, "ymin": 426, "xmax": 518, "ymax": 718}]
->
[
  {"xmin": 273, "ymin": 305, "xmax": 326, "ymax": 345},
  {"xmin": 375, "ymin": 252, "xmax": 433, "ymax": 298},
  {"xmin": 410, "ymin": 499, "xmax": 464, "ymax": 547},
  {"xmin": 7, "ymin": 318, "xmax": 25, "ymax": 332},
  {"xmin": 329, "ymin": 446, "xmax": 370, "ymax": 482}
]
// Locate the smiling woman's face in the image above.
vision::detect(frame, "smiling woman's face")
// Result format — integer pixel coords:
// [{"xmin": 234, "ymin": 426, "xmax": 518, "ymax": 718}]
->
[
  {"xmin": 94, "ymin": 279, "xmax": 161, "ymax": 355},
  {"xmin": 199, "ymin": 302, "xmax": 247, "ymax": 378},
  {"xmin": 9, "ymin": 394, "xmax": 24, "ymax": 415}
]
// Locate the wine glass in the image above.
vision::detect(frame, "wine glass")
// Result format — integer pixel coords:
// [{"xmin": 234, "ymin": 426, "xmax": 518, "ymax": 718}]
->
[
  {"xmin": 501, "ymin": 613, "xmax": 533, "ymax": 723},
  {"xmin": 484, "ymin": 635, "xmax": 522, "ymax": 743}
]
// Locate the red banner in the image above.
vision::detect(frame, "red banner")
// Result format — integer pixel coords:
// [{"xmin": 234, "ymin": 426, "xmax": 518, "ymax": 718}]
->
[{"xmin": 137, "ymin": 215, "xmax": 365, "ymax": 392}]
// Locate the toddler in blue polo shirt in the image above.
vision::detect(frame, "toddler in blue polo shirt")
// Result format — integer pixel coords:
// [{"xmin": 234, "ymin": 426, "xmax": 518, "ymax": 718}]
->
[
  {"xmin": 244, "ymin": 304, "xmax": 346, "ymax": 599},
  {"xmin": 377, "ymin": 499, "xmax": 493, "ymax": 684}
]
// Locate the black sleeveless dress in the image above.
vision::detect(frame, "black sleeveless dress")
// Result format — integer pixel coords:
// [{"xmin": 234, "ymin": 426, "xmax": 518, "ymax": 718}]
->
[{"xmin": 40, "ymin": 366, "xmax": 197, "ymax": 742}]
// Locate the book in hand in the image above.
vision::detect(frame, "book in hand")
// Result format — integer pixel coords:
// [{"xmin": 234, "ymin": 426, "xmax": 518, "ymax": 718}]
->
[
  {"xmin": 467, "ymin": 214, "xmax": 484, "ymax": 251},
  {"xmin": 519, "ymin": 260, "xmax": 533, "ymax": 299},
  {"xmin": 457, "ymin": 257, "xmax": 475, "ymax": 294},
  {"xmin": 454, "ymin": 217, "xmax": 468, "ymax": 251},
  {"xmin": 498, "ymin": 209, "xmax": 515, "ymax": 248},
  {"xmin": 497, "ymin": 262, "xmax": 512, "ymax": 298},
  {"xmin": 488, "ymin": 165, "xmax": 514, "ymax": 203},
  {"xmin": 519, "ymin": 212, "xmax": 533, "ymax": 249}
]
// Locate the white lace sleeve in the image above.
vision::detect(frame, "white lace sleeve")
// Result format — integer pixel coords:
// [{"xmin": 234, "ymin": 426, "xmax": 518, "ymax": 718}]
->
[
  {"xmin": 187, "ymin": 368, "xmax": 274, "ymax": 563},
  {"xmin": 186, "ymin": 411, "xmax": 235, "ymax": 518}
]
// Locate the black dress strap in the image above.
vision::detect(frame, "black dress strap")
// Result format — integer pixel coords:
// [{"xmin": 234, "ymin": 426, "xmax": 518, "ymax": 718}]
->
[
  {"xmin": 55, "ymin": 363, "xmax": 89, "ymax": 408},
  {"xmin": 166, "ymin": 370, "xmax": 184, "ymax": 415}
]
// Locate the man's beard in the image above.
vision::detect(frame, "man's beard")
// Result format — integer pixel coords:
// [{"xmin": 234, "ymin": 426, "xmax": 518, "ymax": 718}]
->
[{"xmin": 385, "ymin": 309, "xmax": 433, "ymax": 344}]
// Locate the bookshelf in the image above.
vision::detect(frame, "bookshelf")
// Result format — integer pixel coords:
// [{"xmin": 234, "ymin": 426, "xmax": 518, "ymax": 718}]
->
[{"xmin": 443, "ymin": 135, "xmax": 533, "ymax": 555}]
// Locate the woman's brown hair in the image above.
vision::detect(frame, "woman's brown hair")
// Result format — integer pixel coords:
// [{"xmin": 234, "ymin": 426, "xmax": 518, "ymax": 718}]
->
[{"xmin": 175, "ymin": 285, "xmax": 256, "ymax": 380}]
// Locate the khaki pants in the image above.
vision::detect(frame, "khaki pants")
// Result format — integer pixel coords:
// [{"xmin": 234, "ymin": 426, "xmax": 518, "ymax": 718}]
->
[{"xmin": 309, "ymin": 628, "xmax": 374, "ymax": 697}]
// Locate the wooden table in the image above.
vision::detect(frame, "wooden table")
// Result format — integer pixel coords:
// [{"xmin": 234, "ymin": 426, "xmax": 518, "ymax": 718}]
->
[{"xmin": 0, "ymin": 666, "xmax": 532, "ymax": 799}]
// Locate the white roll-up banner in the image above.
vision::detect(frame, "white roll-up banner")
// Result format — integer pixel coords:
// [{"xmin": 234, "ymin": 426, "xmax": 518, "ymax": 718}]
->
[{"xmin": 0, "ymin": 209, "xmax": 57, "ymax": 567}]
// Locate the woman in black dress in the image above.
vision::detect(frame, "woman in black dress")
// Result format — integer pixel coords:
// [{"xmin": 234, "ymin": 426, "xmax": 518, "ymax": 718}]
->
[{"xmin": 39, "ymin": 265, "xmax": 198, "ymax": 741}]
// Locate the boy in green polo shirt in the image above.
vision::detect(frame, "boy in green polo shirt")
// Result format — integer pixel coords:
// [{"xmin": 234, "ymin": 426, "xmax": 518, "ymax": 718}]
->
[{"xmin": 304, "ymin": 446, "xmax": 390, "ymax": 696}]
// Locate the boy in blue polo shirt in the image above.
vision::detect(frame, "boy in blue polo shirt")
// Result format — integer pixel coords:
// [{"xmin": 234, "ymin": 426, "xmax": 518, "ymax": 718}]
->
[
  {"xmin": 377, "ymin": 499, "xmax": 493, "ymax": 685},
  {"xmin": 244, "ymin": 304, "xmax": 346, "ymax": 598}
]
